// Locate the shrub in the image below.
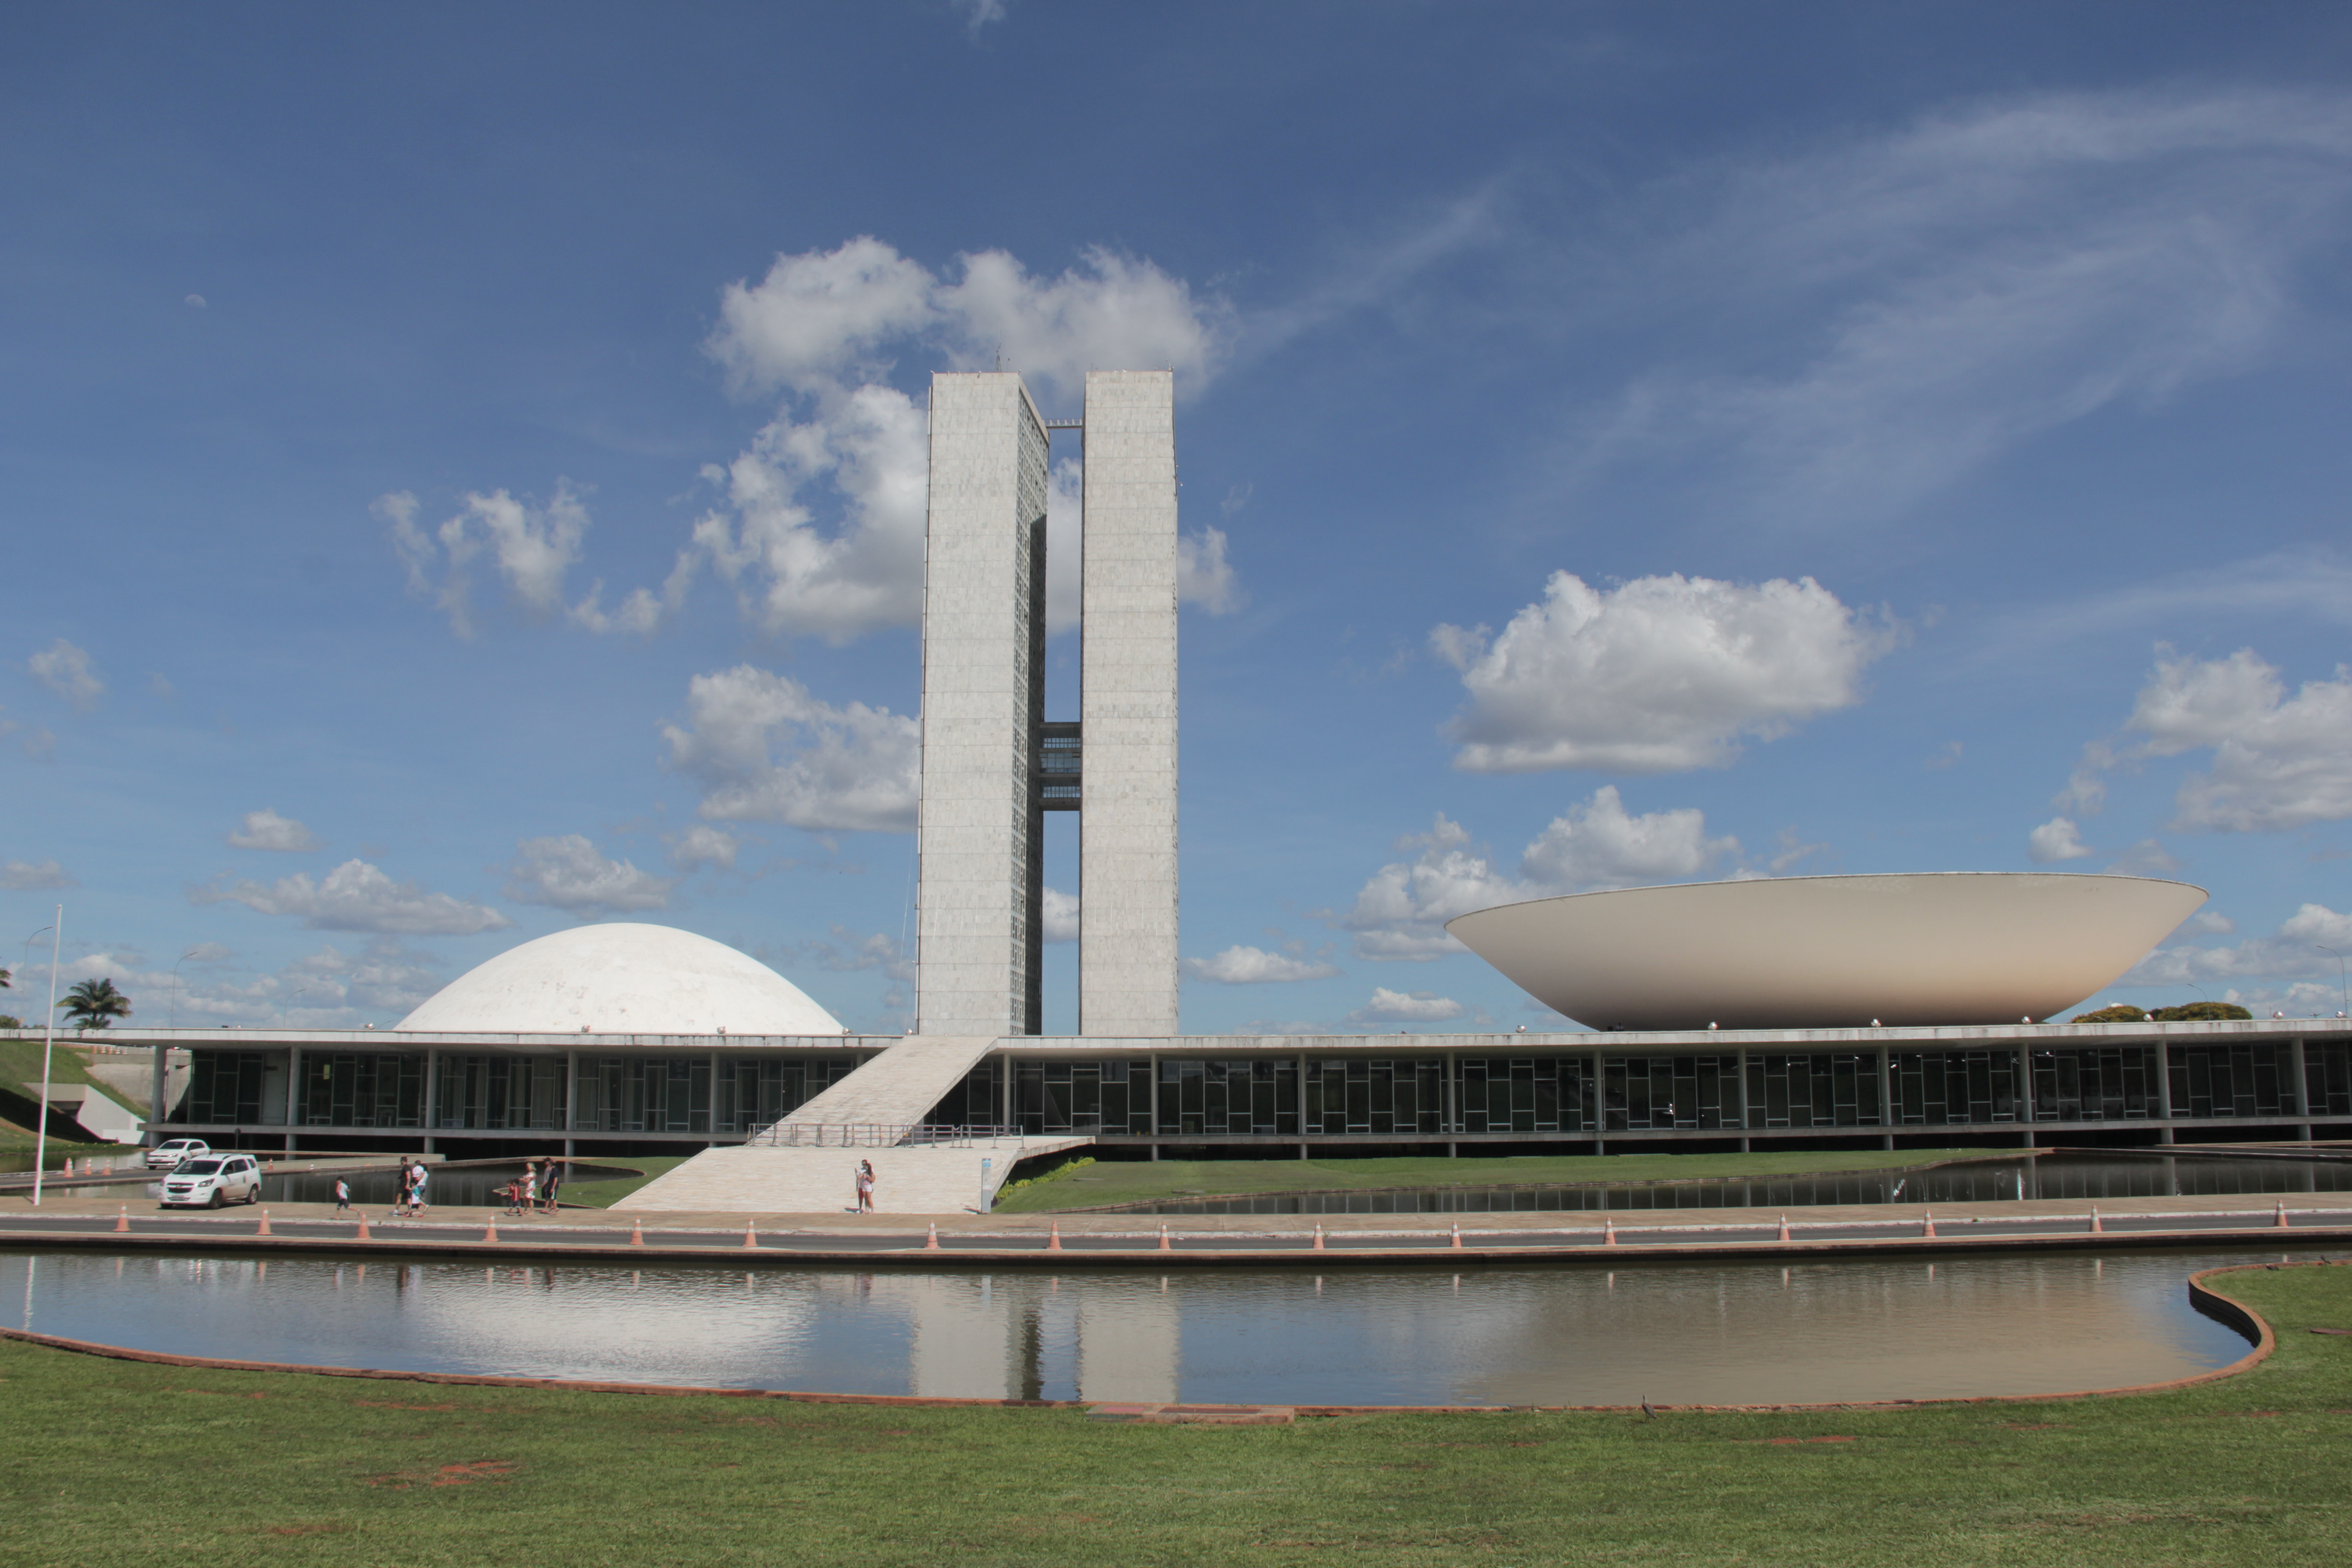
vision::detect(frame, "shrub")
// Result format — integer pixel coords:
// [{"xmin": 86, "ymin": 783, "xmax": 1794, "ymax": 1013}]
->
[
  {"xmin": 2071, "ymin": 1003, "xmax": 2147, "ymax": 1023},
  {"xmin": 2149, "ymin": 1001, "xmax": 2254, "ymax": 1021}
]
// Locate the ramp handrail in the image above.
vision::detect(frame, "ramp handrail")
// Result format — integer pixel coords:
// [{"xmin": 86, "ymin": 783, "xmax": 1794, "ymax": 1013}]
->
[{"xmin": 739, "ymin": 1121, "xmax": 1020, "ymax": 1149}]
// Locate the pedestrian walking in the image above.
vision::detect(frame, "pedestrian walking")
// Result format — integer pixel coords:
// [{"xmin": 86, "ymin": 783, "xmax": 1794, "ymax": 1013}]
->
[
  {"xmin": 539, "ymin": 1159, "xmax": 563, "ymax": 1214},
  {"xmin": 855, "ymin": 1158, "xmax": 876, "ymax": 1213},
  {"xmin": 333, "ymin": 1177, "xmax": 351, "ymax": 1214},
  {"xmin": 522, "ymin": 1160, "xmax": 540, "ymax": 1216},
  {"xmin": 411, "ymin": 1161, "xmax": 430, "ymax": 1215}
]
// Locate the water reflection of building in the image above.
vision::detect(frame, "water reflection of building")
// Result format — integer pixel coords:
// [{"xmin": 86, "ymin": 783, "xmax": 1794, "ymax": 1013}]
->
[{"xmin": 894, "ymin": 1273, "xmax": 1177, "ymax": 1403}]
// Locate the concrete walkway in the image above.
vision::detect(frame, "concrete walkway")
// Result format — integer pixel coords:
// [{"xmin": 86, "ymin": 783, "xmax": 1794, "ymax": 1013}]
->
[
  {"xmin": 775, "ymin": 1033, "xmax": 999, "ymax": 1130},
  {"xmin": 610, "ymin": 1136, "xmax": 1090, "ymax": 1214}
]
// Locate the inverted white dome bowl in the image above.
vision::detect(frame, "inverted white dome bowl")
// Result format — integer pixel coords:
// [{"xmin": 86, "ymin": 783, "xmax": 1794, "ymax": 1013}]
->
[
  {"xmin": 1444, "ymin": 872, "xmax": 2205, "ymax": 1032},
  {"xmin": 395, "ymin": 922, "xmax": 845, "ymax": 1035}
]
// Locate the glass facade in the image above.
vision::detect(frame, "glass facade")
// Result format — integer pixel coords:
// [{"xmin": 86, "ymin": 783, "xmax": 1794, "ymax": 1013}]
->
[
  {"xmin": 1160, "ymin": 1059, "xmax": 1299, "ymax": 1136},
  {"xmin": 1746, "ymin": 1052, "xmax": 1881, "ymax": 1128},
  {"xmin": 1456, "ymin": 1057, "xmax": 1593, "ymax": 1133},
  {"xmin": 714, "ymin": 1057, "xmax": 859, "ymax": 1134},
  {"xmin": 300, "ymin": 1053, "xmax": 425, "ymax": 1128},
  {"xmin": 2309, "ymin": 1042, "xmax": 2352, "ymax": 1117},
  {"xmin": 1304, "ymin": 1058, "xmax": 1446, "ymax": 1136},
  {"xmin": 1607, "ymin": 1054, "xmax": 1738, "ymax": 1131},
  {"xmin": 2169, "ymin": 1043, "xmax": 2293, "ymax": 1119},
  {"xmin": 1017, "ymin": 1060, "xmax": 1152, "ymax": 1135},
  {"xmin": 184, "ymin": 1052, "xmax": 273, "ymax": 1125},
  {"xmin": 1892, "ymin": 1049, "xmax": 2022, "ymax": 1124},
  {"xmin": 435, "ymin": 1054, "xmax": 568, "ymax": 1132},
  {"xmin": 2029, "ymin": 1047, "xmax": 2156, "ymax": 1121}
]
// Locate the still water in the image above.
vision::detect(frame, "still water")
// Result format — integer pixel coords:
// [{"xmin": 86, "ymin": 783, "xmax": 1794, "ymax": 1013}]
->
[
  {"xmin": 1134, "ymin": 1154, "xmax": 2352, "ymax": 1215},
  {"xmin": 5, "ymin": 1247, "xmax": 2308, "ymax": 1406}
]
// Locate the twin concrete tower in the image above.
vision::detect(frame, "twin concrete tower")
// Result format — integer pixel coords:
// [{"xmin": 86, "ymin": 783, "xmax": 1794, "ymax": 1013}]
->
[{"xmin": 915, "ymin": 370, "xmax": 1179, "ymax": 1039}]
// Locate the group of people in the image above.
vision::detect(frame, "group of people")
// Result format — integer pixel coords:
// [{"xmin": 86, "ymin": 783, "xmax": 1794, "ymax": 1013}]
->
[
  {"xmin": 501, "ymin": 1158, "xmax": 565, "ymax": 1217},
  {"xmin": 392, "ymin": 1158, "xmax": 431, "ymax": 1216}
]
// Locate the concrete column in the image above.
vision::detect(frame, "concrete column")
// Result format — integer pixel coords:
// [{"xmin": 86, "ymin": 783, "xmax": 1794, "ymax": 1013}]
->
[
  {"xmin": 2291, "ymin": 1035, "xmax": 2312, "ymax": 1142},
  {"xmin": 147, "ymin": 1044, "xmax": 168, "ymax": 1145},
  {"xmin": 917, "ymin": 372, "xmax": 1050, "ymax": 1037},
  {"xmin": 1148, "ymin": 1052, "xmax": 1160, "ymax": 1157},
  {"xmin": 1876, "ymin": 1048, "xmax": 1892, "ymax": 1130},
  {"xmin": 1079, "ymin": 369, "xmax": 1180, "ymax": 1037},
  {"xmin": 286, "ymin": 1045, "xmax": 302, "ymax": 1149},
  {"xmin": 1445, "ymin": 1050, "xmax": 1457, "ymax": 1139},
  {"xmin": 2017, "ymin": 1045, "xmax": 2035, "ymax": 1126},
  {"xmin": 422, "ymin": 1048, "xmax": 439, "ymax": 1154},
  {"xmin": 2154, "ymin": 1038, "xmax": 2175, "ymax": 1144},
  {"xmin": 565, "ymin": 1050, "xmax": 579, "ymax": 1136}
]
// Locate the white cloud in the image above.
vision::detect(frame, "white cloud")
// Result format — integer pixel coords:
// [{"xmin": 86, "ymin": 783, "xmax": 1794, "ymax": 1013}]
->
[
  {"xmin": 1, "ymin": 859, "xmax": 74, "ymax": 890},
  {"xmin": 119, "ymin": 938, "xmax": 446, "ymax": 1029},
  {"xmin": 191, "ymin": 859, "xmax": 513, "ymax": 936},
  {"xmin": 799, "ymin": 925, "xmax": 915, "ymax": 985},
  {"xmin": 183, "ymin": 293, "xmax": 206, "ymax": 309},
  {"xmin": 662, "ymin": 666, "xmax": 920, "ymax": 834},
  {"xmin": 1183, "ymin": 945, "xmax": 1340, "ymax": 985},
  {"xmin": 666, "ymin": 824, "xmax": 741, "ymax": 872},
  {"xmin": 227, "ymin": 808, "xmax": 323, "ymax": 853},
  {"xmin": 1572, "ymin": 90, "xmax": 2352, "ymax": 529},
  {"xmin": 391, "ymin": 237, "xmax": 1235, "ymax": 649},
  {"xmin": 2060, "ymin": 649, "xmax": 2352, "ymax": 833},
  {"xmin": 1339, "ymin": 790, "xmax": 1735, "ymax": 960},
  {"xmin": 1041, "ymin": 886, "xmax": 1079, "ymax": 944},
  {"xmin": 1348, "ymin": 987, "xmax": 1465, "ymax": 1024},
  {"xmin": 2188, "ymin": 911, "xmax": 2237, "ymax": 935},
  {"xmin": 949, "ymin": 0, "xmax": 1007, "ymax": 36},
  {"xmin": 2027, "ymin": 817, "xmax": 2093, "ymax": 863},
  {"xmin": 502, "ymin": 835, "xmax": 676, "ymax": 919},
  {"xmin": 2123, "ymin": 903, "xmax": 2352, "ymax": 987},
  {"xmin": 2105, "ymin": 839, "xmax": 2182, "ymax": 876},
  {"xmin": 27, "ymin": 639, "xmax": 103, "ymax": 710},
  {"xmin": 1177, "ymin": 525, "xmax": 1241, "ymax": 615},
  {"xmin": 1433, "ymin": 572, "xmax": 1891, "ymax": 774}
]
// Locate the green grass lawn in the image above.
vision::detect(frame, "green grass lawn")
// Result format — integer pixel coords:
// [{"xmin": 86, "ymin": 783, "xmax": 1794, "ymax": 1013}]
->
[
  {"xmin": 991, "ymin": 1148, "xmax": 2001, "ymax": 1213},
  {"xmin": 555, "ymin": 1156, "xmax": 677, "ymax": 1208},
  {"xmin": 2, "ymin": 1262, "xmax": 2348, "ymax": 1564}
]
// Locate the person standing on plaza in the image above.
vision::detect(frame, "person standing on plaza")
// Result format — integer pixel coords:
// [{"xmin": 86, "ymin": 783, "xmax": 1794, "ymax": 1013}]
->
[
  {"xmin": 854, "ymin": 1159, "xmax": 876, "ymax": 1213},
  {"xmin": 410, "ymin": 1161, "xmax": 429, "ymax": 1215},
  {"xmin": 522, "ymin": 1160, "xmax": 539, "ymax": 1216},
  {"xmin": 539, "ymin": 1158, "xmax": 563, "ymax": 1214},
  {"xmin": 333, "ymin": 1177, "xmax": 351, "ymax": 1214}
]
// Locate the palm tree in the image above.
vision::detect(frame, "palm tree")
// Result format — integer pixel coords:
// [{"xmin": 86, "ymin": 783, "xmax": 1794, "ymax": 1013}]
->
[{"xmin": 59, "ymin": 977, "xmax": 131, "ymax": 1029}]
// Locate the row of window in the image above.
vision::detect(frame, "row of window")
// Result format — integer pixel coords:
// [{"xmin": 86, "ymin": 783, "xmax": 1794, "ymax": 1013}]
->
[{"xmin": 172, "ymin": 1042, "xmax": 2352, "ymax": 1132}]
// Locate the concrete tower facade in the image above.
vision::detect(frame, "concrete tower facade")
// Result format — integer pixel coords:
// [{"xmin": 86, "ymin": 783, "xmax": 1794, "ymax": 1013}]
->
[
  {"xmin": 915, "ymin": 373, "xmax": 1049, "ymax": 1037},
  {"xmin": 1078, "ymin": 370, "xmax": 1180, "ymax": 1037},
  {"xmin": 915, "ymin": 368, "xmax": 1180, "ymax": 1039}
]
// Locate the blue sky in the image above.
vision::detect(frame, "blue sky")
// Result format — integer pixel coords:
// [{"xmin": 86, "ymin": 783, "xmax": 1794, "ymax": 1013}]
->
[{"xmin": 5, "ymin": 2, "xmax": 2351, "ymax": 1034}]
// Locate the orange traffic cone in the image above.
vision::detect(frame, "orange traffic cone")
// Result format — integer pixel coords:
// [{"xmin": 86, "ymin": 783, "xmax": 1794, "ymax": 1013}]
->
[
  {"xmin": 355, "ymin": 1211, "xmax": 372, "ymax": 1241},
  {"xmin": 1157, "ymin": 1223, "xmax": 1171, "ymax": 1252},
  {"xmin": 1449, "ymin": 1221, "xmax": 1463, "ymax": 1250},
  {"xmin": 1777, "ymin": 1214, "xmax": 1791, "ymax": 1243},
  {"xmin": 1312, "ymin": 1224, "xmax": 1325, "ymax": 1251},
  {"xmin": 1047, "ymin": 1222, "xmax": 1063, "ymax": 1252},
  {"xmin": 483, "ymin": 1220, "xmax": 499, "ymax": 1243},
  {"xmin": 2276, "ymin": 1200, "xmax": 2292, "ymax": 1230},
  {"xmin": 1922, "ymin": 1210, "xmax": 1937, "ymax": 1239},
  {"xmin": 743, "ymin": 1221, "xmax": 760, "ymax": 1250},
  {"xmin": 1602, "ymin": 1216, "xmax": 1617, "ymax": 1246},
  {"xmin": 256, "ymin": 1209, "xmax": 273, "ymax": 1237},
  {"xmin": 2089, "ymin": 1206, "xmax": 2102, "ymax": 1234},
  {"xmin": 629, "ymin": 1218, "xmax": 646, "ymax": 1247},
  {"xmin": 923, "ymin": 1223, "xmax": 939, "ymax": 1252}
]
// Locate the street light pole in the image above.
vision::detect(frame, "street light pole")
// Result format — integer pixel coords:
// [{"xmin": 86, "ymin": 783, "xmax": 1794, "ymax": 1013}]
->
[
  {"xmin": 31, "ymin": 906, "xmax": 62, "ymax": 1207},
  {"xmin": 2319, "ymin": 945, "xmax": 2350, "ymax": 1020},
  {"xmin": 168, "ymin": 948, "xmax": 202, "ymax": 1030}
]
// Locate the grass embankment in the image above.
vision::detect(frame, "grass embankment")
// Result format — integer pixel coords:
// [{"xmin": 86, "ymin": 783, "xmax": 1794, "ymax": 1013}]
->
[
  {"xmin": 3, "ymin": 1264, "xmax": 2349, "ymax": 1564},
  {"xmin": 555, "ymin": 1157, "xmax": 679, "ymax": 1209},
  {"xmin": 990, "ymin": 1148, "xmax": 1997, "ymax": 1214}
]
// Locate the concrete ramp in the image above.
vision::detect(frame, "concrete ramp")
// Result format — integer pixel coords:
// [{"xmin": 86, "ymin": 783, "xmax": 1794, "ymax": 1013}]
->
[
  {"xmin": 611, "ymin": 1135, "xmax": 1088, "ymax": 1215},
  {"xmin": 773, "ymin": 1034, "xmax": 1000, "ymax": 1133}
]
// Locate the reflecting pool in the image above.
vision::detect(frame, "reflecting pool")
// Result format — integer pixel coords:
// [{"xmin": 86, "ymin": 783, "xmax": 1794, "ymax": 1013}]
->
[
  {"xmin": 1129, "ymin": 1154, "xmax": 2352, "ymax": 1215},
  {"xmin": 6, "ymin": 1246, "xmax": 2318, "ymax": 1406}
]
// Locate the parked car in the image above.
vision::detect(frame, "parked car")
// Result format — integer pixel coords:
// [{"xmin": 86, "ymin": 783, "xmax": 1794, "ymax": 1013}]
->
[
  {"xmin": 161, "ymin": 1155, "xmax": 263, "ymax": 1208},
  {"xmin": 145, "ymin": 1138, "xmax": 210, "ymax": 1170}
]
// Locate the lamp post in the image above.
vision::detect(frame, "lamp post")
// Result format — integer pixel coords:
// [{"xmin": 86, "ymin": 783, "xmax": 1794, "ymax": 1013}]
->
[
  {"xmin": 30, "ymin": 907, "xmax": 62, "ymax": 1206},
  {"xmin": 167, "ymin": 948, "xmax": 203, "ymax": 1030},
  {"xmin": 2319, "ymin": 946, "xmax": 2350, "ymax": 1020}
]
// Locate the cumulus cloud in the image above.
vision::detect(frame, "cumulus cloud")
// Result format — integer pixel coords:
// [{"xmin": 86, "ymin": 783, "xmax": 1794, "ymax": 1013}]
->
[
  {"xmin": 1041, "ymin": 886, "xmax": 1079, "ymax": 944},
  {"xmin": 1433, "ymin": 573, "xmax": 1891, "ymax": 774},
  {"xmin": 122, "ymin": 938, "xmax": 445, "ymax": 1029},
  {"xmin": 2, "ymin": 859, "xmax": 74, "ymax": 890},
  {"xmin": 390, "ymin": 236, "xmax": 1235, "ymax": 648},
  {"xmin": 1348, "ymin": 987, "xmax": 1466, "ymax": 1024},
  {"xmin": 191, "ymin": 860, "xmax": 513, "ymax": 936},
  {"xmin": 1570, "ymin": 89, "xmax": 2352, "ymax": 529},
  {"xmin": 502, "ymin": 836, "xmax": 676, "ymax": 919},
  {"xmin": 27, "ymin": 639, "xmax": 103, "ymax": 710},
  {"xmin": 662, "ymin": 666, "xmax": 920, "ymax": 834},
  {"xmin": 1339, "ymin": 789, "xmax": 1736, "ymax": 960},
  {"xmin": 1184, "ymin": 945, "xmax": 1341, "ymax": 984},
  {"xmin": 666, "ymin": 824, "xmax": 741, "ymax": 872},
  {"xmin": 2059, "ymin": 649, "xmax": 2352, "ymax": 833},
  {"xmin": 227, "ymin": 808, "xmax": 323, "ymax": 853},
  {"xmin": 2027, "ymin": 816, "xmax": 2093, "ymax": 863},
  {"xmin": 1177, "ymin": 525, "xmax": 1241, "ymax": 615},
  {"xmin": 2122, "ymin": 903, "xmax": 2352, "ymax": 988}
]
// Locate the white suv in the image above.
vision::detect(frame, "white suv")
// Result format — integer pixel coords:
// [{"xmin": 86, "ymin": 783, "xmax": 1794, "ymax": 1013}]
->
[
  {"xmin": 146, "ymin": 1139, "xmax": 210, "ymax": 1170},
  {"xmin": 161, "ymin": 1155, "xmax": 264, "ymax": 1208}
]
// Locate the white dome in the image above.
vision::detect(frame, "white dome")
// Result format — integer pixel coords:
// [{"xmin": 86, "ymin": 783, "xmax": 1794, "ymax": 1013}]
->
[{"xmin": 394, "ymin": 923, "xmax": 845, "ymax": 1035}]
